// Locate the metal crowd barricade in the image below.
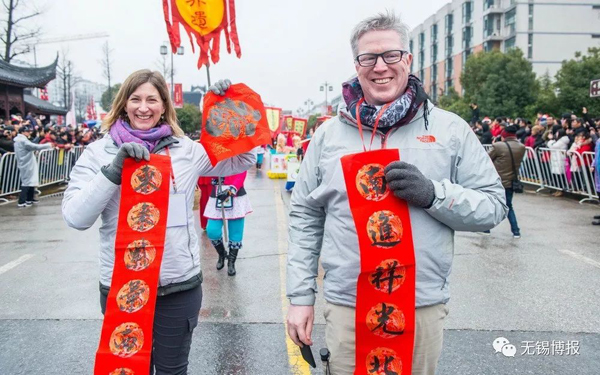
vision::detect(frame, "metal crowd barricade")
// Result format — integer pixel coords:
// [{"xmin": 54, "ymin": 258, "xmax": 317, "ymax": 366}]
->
[
  {"xmin": 0, "ymin": 146, "xmax": 88, "ymax": 202},
  {"xmin": 482, "ymin": 144, "xmax": 597, "ymax": 203},
  {"xmin": 535, "ymin": 147, "xmax": 595, "ymax": 203},
  {"xmin": 0, "ymin": 153, "xmax": 21, "ymax": 202},
  {"xmin": 581, "ymin": 151, "xmax": 598, "ymax": 199},
  {"xmin": 37, "ymin": 148, "xmax": 70, "ymax": 188}
]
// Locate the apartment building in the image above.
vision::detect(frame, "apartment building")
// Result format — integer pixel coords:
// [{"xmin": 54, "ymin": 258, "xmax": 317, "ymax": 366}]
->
[{"xmin": 409, "ymin": 0, "xmax": 600, "ymax": 102}]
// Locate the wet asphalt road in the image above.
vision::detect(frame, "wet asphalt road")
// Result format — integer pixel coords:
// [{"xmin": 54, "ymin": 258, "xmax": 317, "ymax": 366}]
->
[{"xmin": 0, "ymin": 163, "xmax": 599, "ymax": 375}]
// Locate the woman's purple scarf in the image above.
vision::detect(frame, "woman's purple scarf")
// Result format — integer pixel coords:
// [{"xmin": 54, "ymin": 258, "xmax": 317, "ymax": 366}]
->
[{"xmin": 109, "ymin": 118, "xmax": 173, "ymax": 152}]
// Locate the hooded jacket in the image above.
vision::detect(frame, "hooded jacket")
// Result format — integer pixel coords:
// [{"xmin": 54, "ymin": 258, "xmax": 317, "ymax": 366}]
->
[
  {"xmin": 62, "ymin": 134, "xmax": 256, "ymax": 290},
  {"xmin": 14, "ymin": 134, "xmax": 52, "ymax": 186},
  {"xmin": 287, "ymin": 102, "xmax": 507, "ymax": 308}
]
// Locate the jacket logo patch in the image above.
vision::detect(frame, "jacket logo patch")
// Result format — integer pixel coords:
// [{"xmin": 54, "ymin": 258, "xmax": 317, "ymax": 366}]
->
[{"xmin": 417, "ymin": 135, "xmax": 436, "ymax": 143}]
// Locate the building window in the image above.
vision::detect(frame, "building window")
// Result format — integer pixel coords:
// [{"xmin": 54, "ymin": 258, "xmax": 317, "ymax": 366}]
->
[
  {"xmin": 445, "ymin": 57, "xmax": 453, "ymax": 79},
  {"xmin": 445, "ymin": 13, "xmax": 454, "ymax": 35},
  {"xmin": 419, "ymin": 51, "xmax": 425, "ymax": 70},
  {"xmin": 432, "ymin": 63, "xmax": 438, "ymax": 83},
  {"xmin": 483, "ymin": 15, "xmax": 493, "ymax": 38},
  {"xmin": 484, "ymin": 0, "xmax": 494, "ymax": 10},
  {"xmin": 419, "ymin": 32, "xmax": 425, "ymax": 50},
  {"xmin": 445, "ymin": 35, "xmax": 453, "ymax": 58},
  {"xmin": 505, "ymin": 37, "xmax": 516, "ymax": 51},
  {"xmin": 431, "ymin": 43, "xmax": 438, "ymax": 64},
  {"xmin": 420, "ymin": 69, "xmax": 425, "ymax": 81},
  {"xmin": 528, "ymin": 33, "xmax": 533, "ymax": 59},
  {"xmin": 445, "ymin": 78, "xmax": 454, "ymax": 94},
  {"xmin": 528, "ymin": 4, "xmax": 534, "ymax": 30},
  {"xmin": 462, "ymin": 49, "xmax": 472, "ymax": 64},
  {"xmin": 431, "ymin": 83, "xmax": 438, "ymax": 103},
  {"xmin": 431, "ymin": 23, "xmax": 438, "ymax": 43},
  {"xmin": 462, "ymin": 1, "xmax": 472, "ymax": 24},
  {"xmin": 462, "ymin": 26, "xmax": 472, "ymax": 50}
]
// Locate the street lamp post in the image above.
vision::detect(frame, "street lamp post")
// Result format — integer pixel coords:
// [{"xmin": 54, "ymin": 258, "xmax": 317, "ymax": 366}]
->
[
  {"xmin": 320, "ymin": 82, "xmax": 333, "ymax": 115},
  {"xmin": 160, "ymin": 44, "xmax": 184, "ymax": 100},
  {"xmin": 304, "ymin": 99, "xmax": 314, "ymax": 116}
]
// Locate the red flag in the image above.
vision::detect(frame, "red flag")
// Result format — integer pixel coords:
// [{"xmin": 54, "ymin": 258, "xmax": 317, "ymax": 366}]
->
[
  {"xmin": 201, "ymin": 83, "xmax": 271, "ymax": 165},
  {"xmin": 163, "ymin": 0, "xmax": 241, "ymax": 69}
]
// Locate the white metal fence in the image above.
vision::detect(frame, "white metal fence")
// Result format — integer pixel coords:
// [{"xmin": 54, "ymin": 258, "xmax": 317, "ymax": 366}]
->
[
  {"xmin": 483, "ymin": 144, "xmax": 598, "ymax": 203},
  {"xmin": 0, "ymin": 146, "xmax": 85, "ymax": 202}
]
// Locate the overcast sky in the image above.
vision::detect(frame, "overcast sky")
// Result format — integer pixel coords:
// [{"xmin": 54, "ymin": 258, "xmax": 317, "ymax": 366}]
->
[{"xmin": 25, "ymin": 0, "xmax": 449, "ymax": 112}]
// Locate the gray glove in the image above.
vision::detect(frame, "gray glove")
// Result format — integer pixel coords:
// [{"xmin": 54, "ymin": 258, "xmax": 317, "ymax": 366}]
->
[
  {"xmin": 102, "ymin": 142, "xmax": 150, "ymax": 185},
  {"xmin": 209, "ymin": 79, "xmax": 232, "ymax": 96},
  {"xmin": 384, "ymin": 161, "xmax": 435, "ymax": 208}
]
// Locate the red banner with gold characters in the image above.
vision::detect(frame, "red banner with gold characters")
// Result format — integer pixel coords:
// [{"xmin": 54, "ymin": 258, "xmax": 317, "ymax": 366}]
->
[
  {"xmin": 341, "ymin": 149, "xmax": 415, "ymax": 375},
  {"xmin": 283, "ymin": 116, "xmax": 293, "ymax": 132},
  {"xmin": 292, "ymin": 117, "xmax": 307, "ymax": 137},
  {"xmin": 94, "ymin": 155, "xmax": 172, "ymax": 375},
  {"xmin": 201, "ymin": 83, "xmax": 271, "ymax": 165},
  {"xmin": 265, "ymin": 107, "xmax": 282, "ymax": 137},
  {"xmin": 162, "ymin": 0, "xmax": 241, "ymax": 68}
]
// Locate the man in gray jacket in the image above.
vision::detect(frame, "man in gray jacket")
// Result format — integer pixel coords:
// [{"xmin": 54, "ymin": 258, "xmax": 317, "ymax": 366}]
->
[
  {"xmin": 14, "ymin": 126, "xmax": 53, "ymax": 207},
  {"xmin": 286, "ymin": 12, "xmax": 507, "ymax": 375}
]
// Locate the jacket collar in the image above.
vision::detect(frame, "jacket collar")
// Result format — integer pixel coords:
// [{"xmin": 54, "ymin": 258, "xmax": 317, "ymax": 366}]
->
[
  {"xmin": 338, "ymin": 99, "xmax": 433, "ymax": 135},
  {"xmin": 102, "ymin": 133, "xmax": 181, "ymax": 155}
]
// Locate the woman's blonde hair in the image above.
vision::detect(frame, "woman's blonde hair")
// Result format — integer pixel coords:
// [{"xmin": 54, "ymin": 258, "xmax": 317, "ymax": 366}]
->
[
  {"xmin": 101, "ymin": 69, "xmax": 184, "ymax": 137},
  {"xmin": 531, "ymin": 125, "xmax": 544, "ymax": 135}
]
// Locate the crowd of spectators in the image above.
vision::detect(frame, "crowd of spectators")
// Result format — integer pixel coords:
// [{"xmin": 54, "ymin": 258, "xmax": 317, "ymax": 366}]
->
[
  {"xmin": 470, "ymin": 106, "xmax": 600, "ymax": 225},
  {"xmin": 0, "ymin": 112, "xmax": 101, "ymax": 155}
]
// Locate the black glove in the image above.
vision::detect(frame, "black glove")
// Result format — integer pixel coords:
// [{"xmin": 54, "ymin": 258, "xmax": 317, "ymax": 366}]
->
[
  {"xmin": 384, "ymin": 161, "xmax": 435, "ymax": 208},
  {"xmin": 209, "ymin": 79, "xmax": 232, "ymax": 96},
  {"xmin": 102, "ymin": 142, "xmax": 150, "ymax": 185},
  {"xmin": 216, "ymin": 186, "xmax": 237, "ymax": 202}
]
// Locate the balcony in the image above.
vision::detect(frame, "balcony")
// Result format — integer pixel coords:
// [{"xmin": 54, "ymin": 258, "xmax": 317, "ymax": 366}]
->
[
  {"xmin": 483, "ymin": 30, "xmax": 503, "ymax": 42},
  {"xmin": 483, "ymin": 5, "xmax": 504, "ymax": 16}
]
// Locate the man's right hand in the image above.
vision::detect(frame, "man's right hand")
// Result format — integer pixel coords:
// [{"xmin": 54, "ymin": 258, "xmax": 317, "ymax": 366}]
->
[{"xmin": 286, "ymin": 305, "xmax": 314, "ymax": 347}]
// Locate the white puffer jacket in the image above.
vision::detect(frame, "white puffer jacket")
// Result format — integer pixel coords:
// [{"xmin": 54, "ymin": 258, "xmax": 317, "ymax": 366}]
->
[
  {"xmin": 287, "ymin": 102, "xmax": 507, "ymax": 308},
  {"xmin": 62, "ymin": 134, "xmax": 256, "ymax": 288}
]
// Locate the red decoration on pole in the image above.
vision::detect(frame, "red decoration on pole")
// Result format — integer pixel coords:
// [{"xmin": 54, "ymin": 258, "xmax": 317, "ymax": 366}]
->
[
  {"xmin": 162, "ymin": 0, "xmax": 241, "ymax": 69},
  {"xmin": 200, "ymin": 83, "xmax": 271, "ymax": 165}
]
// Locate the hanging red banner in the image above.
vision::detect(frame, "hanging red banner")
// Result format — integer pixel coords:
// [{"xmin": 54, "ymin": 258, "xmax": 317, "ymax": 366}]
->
[
  {"xmin": 340, "ymin": 149, "xmax": 416, "ymax": 375},
  {"xmin": 201, "ymin": 83, "xmax": 271, "ymax": 165},
  {"xmin": 162, "ymin": 0, "xmax": 241, "ymax": 69},
  {"xmin": 94, "ymin": 155, "xmax": 172, "ymax": 375},
  {"xmin": 265, "ymin": 107, "xmax": 282, "ymax": 137},
  {"xmin": 283, "ymin": 116, "xmax": 293, "ymax": 132},
  {"xmin": 174, "ymin": 83, "xmax": 184, "ymax": 108},
  {"xmin": 292, "ymin": 117, "xmax": 307, "ymax": 137}
]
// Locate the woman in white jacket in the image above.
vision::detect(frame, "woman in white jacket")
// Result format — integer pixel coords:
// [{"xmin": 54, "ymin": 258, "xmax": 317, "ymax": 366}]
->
[
  {"xmin": 62, "ymin": 70, "xmax": 255, "ymax": 375},
  {"xmin": 547, "ymin": 128, "xmax": 570, "ymax": 196}
]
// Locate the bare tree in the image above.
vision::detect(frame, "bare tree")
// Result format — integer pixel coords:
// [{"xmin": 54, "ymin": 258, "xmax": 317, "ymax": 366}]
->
[
  {"xmin": 100, "ymin": 41, "xmax": 114, "ymax": 104},
  {"xmin": 154, "ymin": 55, "xmax": 174, "ymax": 80},
  {"xmin": 1, "ymin": 0, "xmax": 43, "ymax": 62},
  {"xmin": 74, "ymin": 89, "xmax": 89, "ymax": 123},
  {"xmin": 56, "ymin": 51, "xmax": 81, "ymax": 109}
]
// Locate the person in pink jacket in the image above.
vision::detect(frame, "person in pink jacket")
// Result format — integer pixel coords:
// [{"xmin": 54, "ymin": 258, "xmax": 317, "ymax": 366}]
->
[{"xmin": 203, "ymin": 171, "xmax": 252, "ymax": 275}]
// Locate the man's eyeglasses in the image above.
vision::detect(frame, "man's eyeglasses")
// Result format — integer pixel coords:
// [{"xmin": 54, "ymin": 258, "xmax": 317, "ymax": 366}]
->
[{"xmin": 355, "ymin": 50, "xmax": 409, "ymax": 67}]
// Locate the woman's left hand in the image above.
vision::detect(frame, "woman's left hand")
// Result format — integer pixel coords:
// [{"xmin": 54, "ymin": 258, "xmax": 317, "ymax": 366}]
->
[{"xmin": 209, "ymin": 79, "xmax": 232, "ymax": 96}]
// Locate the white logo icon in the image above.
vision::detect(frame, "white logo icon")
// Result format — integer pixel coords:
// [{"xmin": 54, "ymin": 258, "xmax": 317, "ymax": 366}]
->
[
  {"xmin": 493, "ymin": 337, "xmax": 516, "ymax": 357},
  {"xmin": 502, "ymin": 344, "xmax": 517, "ymax": 357}
]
